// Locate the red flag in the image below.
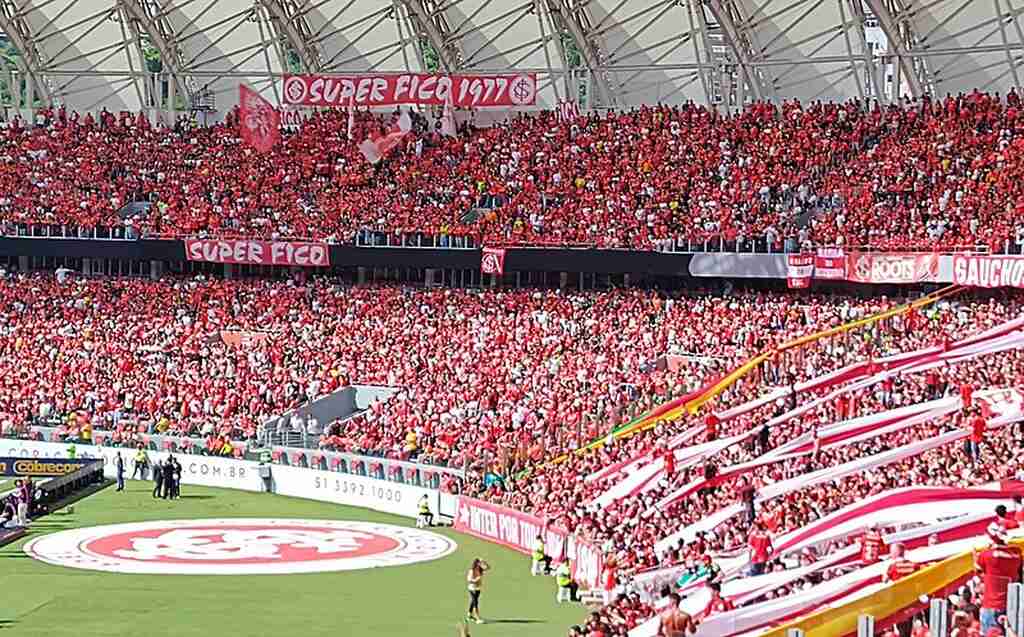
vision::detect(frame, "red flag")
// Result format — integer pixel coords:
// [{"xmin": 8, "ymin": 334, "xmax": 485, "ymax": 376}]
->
[
  {"xmin": 238, "ymin": 84, "xmax": 280, "ymax": 153},
  {"xmin": 358, "ymin": 110, "xmax": 412, "ymax": 164}
]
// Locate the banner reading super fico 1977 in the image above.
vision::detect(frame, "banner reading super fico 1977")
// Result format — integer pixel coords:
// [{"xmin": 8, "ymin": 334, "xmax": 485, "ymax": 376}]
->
[{"xmin": 282, "ymin": 73, "xmax": 538, "ymax": 108}]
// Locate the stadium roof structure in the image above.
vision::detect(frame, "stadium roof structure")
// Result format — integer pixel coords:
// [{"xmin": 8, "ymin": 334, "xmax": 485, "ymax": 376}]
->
[{"xmin": 1, "ymin": 0, "xmax": 1023, "ymax": 116}]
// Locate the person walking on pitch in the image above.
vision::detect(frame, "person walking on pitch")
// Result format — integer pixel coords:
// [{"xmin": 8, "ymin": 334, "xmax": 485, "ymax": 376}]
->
[{"xmin": 466, "ymin": 558, "xmax": 490, "ymax": 624}]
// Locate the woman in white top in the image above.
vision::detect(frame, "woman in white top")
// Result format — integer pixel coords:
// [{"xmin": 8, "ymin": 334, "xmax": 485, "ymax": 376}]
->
[{"xmin": 466, "ymin": 558, "xmax": 490, "ymax": 624}]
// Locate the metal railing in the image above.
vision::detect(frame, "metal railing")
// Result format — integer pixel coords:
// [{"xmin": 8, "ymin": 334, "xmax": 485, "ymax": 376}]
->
[{"xmin": 3, "ymin": 220, "xmax": 1022, "ymax": 256}]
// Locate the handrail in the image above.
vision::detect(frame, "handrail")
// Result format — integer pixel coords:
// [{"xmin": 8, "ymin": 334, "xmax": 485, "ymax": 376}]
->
[{"xmin": 1, "ymin": 222, "xmax": 1020, "ymax": 255}]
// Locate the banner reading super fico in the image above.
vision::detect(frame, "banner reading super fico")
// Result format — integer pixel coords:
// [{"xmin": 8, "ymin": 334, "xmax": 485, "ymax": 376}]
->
[
  {"xmin": 185, "ymin": 239, "xmax": 331, "ymax": 267},
  {"xmin": 282, "ymin": 73, "xmax": 538, "ymax": 108}
]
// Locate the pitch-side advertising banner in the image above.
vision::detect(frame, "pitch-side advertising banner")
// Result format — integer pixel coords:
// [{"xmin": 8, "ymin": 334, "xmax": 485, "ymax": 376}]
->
[
  {"xmin": 184, "ymin": 240, "xmax": 331, "ymax": 267},
  {"xmin": 453, "ymin": 496, "xmax": 604, "ymax": 589},
  {"xmin": 845, "ymin": 252, "xmax": 940, "ymax": 284},
  {"xmin": 952, "ymin": 255, "xmax": 1024, "ymax": 289},
  {"xmin": 0, "ymin": 457, "xmax": 94, "ymax": 477},
  {"xmin": 0, "ymin": 439, "xmax": 452, "ymax": 520},
  {"xmin": 281, "ymin": 73, "xmax": 538, "ymax": 108}
]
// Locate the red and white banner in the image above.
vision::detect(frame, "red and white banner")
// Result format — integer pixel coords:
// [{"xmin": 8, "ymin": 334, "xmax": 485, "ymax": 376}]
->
[
  {"xmin": 786, "ymin": 253, "xmax": 815, "ymax": 288},
  {"xmin": 814, "ymin": 247, "xmax": 846, "ymax": 280},
  {"xmin": 184, "ymin": 240, "xmax": 330, "ymax": 267},
  {"xmin": 453, "ymin": 497, "xmax": 603, "ymax": 589},
  {"xmin": 282, "ymin": 73, "xmax": 538, "ymax": 108},
  {"xmin": 238, "ymin": 84, "xmax": 281, "ymax": 153},
  {"xmin": 556, "ymin": 100, "xmax": 581, "ymax": 122},
  {"xmin": 591, "ymin": 317, "xmax": 1024, "ymax": 505},
  {"xmin": 481, "ymin": 247, "xmax": 506, "ymax": 275},
  {"xmin": 952, "ymin": 254, "xmax": 1024, "ymax": 289},
  {"xmin": 846, "ymin": 252, "xmax": 940, "ymax": 284}
]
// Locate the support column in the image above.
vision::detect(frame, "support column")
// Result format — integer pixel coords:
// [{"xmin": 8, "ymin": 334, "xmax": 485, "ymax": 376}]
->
[
  {"xmin": 559, "ymin": 272, "xmax": 569, "ymax": 289},
  {"xmin": 81, "ymin": 258, "xmax": 90, "ymax": 275},
  {"xmin": 357, "ymin": 267, "xmax": 368, "ymax": 284},
  {"xmin": 149, "ymin": 260, "xmax": 163, "ymax": 280},
  {"xmin": 18, "ymin": 255, "xmax": 28, "ymax": 272}
]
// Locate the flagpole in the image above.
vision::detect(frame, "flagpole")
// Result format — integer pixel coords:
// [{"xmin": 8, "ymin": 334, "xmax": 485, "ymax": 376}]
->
[{"xmin": 346, "ymin": 94, "xmax": 354, "ymax": 141}]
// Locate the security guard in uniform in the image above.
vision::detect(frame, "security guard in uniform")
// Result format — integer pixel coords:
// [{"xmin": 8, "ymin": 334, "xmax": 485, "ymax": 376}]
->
[
  {"xmin": 555, "ymin": 561, "xmax": 578, "ymax": 603},
  {"xmin": 531, "ymin": 535, "xmax": 552, "ymax": 575},
  {"xmin": 417, "ymin": 495, "xmax": 434, "ymax": 527}
]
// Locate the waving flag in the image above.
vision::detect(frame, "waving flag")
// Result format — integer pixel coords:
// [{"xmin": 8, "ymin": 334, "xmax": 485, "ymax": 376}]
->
[
  {"xmin": 238, "ymin": 84, "xmax": 281, "ymax": 153},
  {"xmin": 441, "ymin": 91, "xmax": 457, "ymax": 138},
  {"xmin": 358, "ymin": 110, "xmax": 412, "ymax": 164}
]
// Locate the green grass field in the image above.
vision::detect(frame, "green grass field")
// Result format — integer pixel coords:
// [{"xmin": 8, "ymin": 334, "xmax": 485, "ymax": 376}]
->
[{"xmin": 0, "ymin": 482, "xmax": 587, "ymax": 636}]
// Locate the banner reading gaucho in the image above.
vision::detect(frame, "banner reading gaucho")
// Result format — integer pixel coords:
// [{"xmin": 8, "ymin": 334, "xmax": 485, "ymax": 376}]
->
[
  {"xmin": 282, "ymin": 73, "xmax": 538, "ymax": 108},
  {"xmin": 184, "ymin": 240, "xmax": 330, "ymax": 267},
  {"xmin": 952, "ymin": 255, "xmax": 1024, "ymax": 289}
]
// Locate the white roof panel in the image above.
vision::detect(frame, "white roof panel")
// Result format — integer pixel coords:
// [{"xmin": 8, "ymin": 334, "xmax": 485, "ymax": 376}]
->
[
  {"xmin": 24, "ymin": 0, "xmax": 143, "ymax": 111},
  {"xmin": 589, "ymin": 0, "xmax": 713, "ymax": 105},
  {"xmin": 304, "ymin": 0, "xmax": 421, "ymax": 73},
  {"xmin": 905, "ymin": 0, "xmax": 1024, "ymax": 96}
]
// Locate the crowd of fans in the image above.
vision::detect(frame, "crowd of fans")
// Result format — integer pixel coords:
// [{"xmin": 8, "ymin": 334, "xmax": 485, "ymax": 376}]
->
[
  {"xmin": 0, "ymin": 271, "xmax": 962, "ymax": 468},
  {"xmin": 0, "ymin": 268, "xmax": 1021, "ymax": 636},
  {"xmin": 509, "ymin": 307, "xmax": 1024, "ymax": 636},
  {"xmin": 4, "ymin": 93, "xmax": 1024, "ymax": 251},
  {"xmin": 436, "ymin": 290, "xmax": 1019, "ymax": 637}
]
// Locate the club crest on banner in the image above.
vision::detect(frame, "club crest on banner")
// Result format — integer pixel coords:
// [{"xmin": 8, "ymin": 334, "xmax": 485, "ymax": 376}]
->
[{"xmin": 481, "ymin": 248, "xmax": 506, "ymax": 275}]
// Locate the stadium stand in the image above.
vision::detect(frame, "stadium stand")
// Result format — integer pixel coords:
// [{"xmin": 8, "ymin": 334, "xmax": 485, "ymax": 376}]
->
[{"xmin": 3, "ymin": 96, "xmax": 1024, "ymax": 254}]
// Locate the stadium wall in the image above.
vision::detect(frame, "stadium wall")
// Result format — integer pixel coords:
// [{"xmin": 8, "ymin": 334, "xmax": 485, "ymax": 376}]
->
[
  {"xmin": 0, "ymin": 439, "xmax": 455, "ymax": 520},
  {"xmin": 0, "ymin": 237, "xmax": 977, "ymax": 283}
]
